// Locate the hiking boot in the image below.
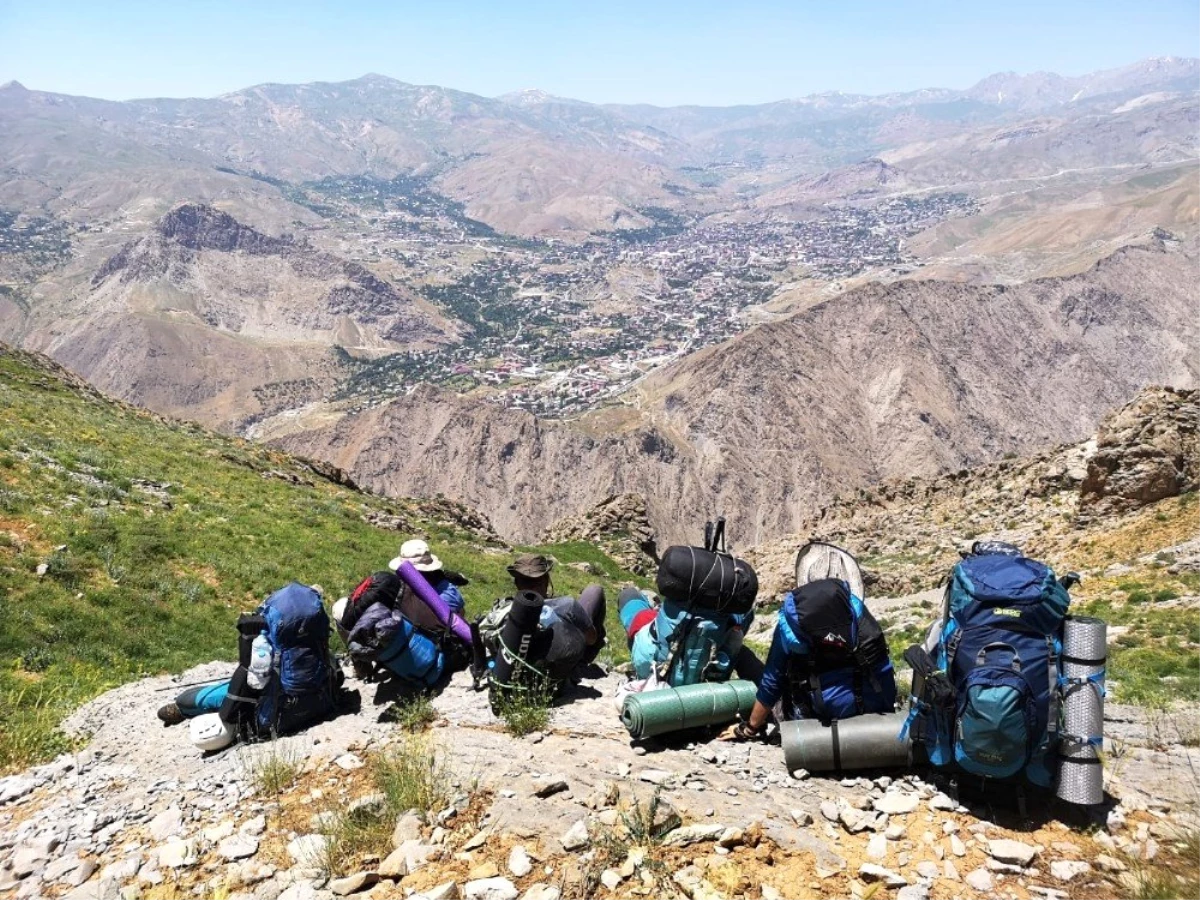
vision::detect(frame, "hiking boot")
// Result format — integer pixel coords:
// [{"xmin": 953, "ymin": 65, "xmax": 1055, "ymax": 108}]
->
[{"xmin": 157, "ymin": 702, "xmax": 185, "ymax": 726}]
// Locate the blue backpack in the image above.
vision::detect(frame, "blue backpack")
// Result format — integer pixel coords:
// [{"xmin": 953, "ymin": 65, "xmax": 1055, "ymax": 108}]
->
[
  {"xmin": 906, "ymin": 544, "xmax": 1071, "ymax": 786},
  {"xmin": 631, "ymin": 598, "xmax": 751, "ymax": 687},
  {"xmin": 256, "ymin": 583, "xmax": 337, "ymax": 735},
  {"xmin": 777, "ymin": 579, "xmax": 897, "ymax": 721}
]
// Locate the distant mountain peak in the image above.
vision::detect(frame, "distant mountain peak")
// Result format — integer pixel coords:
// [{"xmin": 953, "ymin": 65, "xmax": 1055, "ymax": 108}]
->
[{"xmin": 0, "ymin": 80, "xmax": 27, "ymax": 92}]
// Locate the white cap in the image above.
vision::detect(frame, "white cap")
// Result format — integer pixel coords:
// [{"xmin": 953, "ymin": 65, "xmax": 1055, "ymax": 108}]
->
[{"xmin": 389, "ymin": 538, "xmax": 443, "ymax": 573}]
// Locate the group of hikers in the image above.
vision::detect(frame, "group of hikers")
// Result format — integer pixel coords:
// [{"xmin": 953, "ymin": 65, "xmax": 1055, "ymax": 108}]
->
[{"xmin": 155, "ymin": 522, "xmax": 1104, "ymax": 811}]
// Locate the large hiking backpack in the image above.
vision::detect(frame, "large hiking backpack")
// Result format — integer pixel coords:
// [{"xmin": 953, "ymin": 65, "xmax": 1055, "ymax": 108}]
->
[
  {"xmin": 632, "ymin": 597, "xmax": 751, "ymax": 687},
  {"xmin": 223, "ymin": 583, "xmax": 337, "ymax": 738},
  {"xmin": 904, "ymin": 543, "xmax": 1072, "ymax": 787},
  {"xmin": 777, "ymin": 578, "xmax": 896, "ymax": 721}
]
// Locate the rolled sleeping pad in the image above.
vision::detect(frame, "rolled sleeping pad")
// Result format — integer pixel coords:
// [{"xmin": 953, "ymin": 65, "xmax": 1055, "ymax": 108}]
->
[
  {"xmin": 781, "ymin": 711, "xmax": 913, "ymax": 774},
  {"xmin": 1057, "ymin": 615, "xmax": 1107, "ymax": 806},
  {"xmin": 490, "ymin": 590, "xmax": 546, "ymax": 696},
  {"xmin": 655, "ymin": 546, "xmax": 758, "ymax": 615},
  {"xmin": 396, "ymin": 560, "xmax": 473, "ymax": 646},
  {"xmin": 621, "ymin": 680, "xmax": 757, "ymax": 739}
]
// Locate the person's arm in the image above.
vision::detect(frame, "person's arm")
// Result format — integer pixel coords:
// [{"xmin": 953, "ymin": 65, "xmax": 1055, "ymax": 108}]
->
[{"xmin": 721, "ymin": 629, "xmax": 787, "ymax": 741}]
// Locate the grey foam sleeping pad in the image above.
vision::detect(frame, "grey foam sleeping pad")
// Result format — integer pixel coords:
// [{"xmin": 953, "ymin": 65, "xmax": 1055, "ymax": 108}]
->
[{"xmin": 781, "ymin": 711, "xmax": 913, "ymax": 773}]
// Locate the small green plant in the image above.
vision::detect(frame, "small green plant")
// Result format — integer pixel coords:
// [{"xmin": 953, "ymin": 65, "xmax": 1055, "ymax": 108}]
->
[
  {"xmin": 320, "ymin": 736, "xmax": 455, "ymax": 875},
  {"xmin": 386, "ymin": 693, "xmax": 438, "ymax": 732},
  {"xmin": 372, "ymin": 735, "xmax": 453, "ymax": 815},
  {"xmin": 492, "ymin": 679, "xmax": 554, "ymax": 737},
  {"xmin": 241, "ymin": 740, "xmax": 304, "ymax": 796}
]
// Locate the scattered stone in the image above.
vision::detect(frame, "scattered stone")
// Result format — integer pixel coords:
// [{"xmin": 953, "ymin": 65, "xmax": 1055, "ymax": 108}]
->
[
  {"xmin": 240, "ymin": 815, "xmax": 267, "ymax": 836},
  {"xmin": 532, "ymin": 780, "xmax": 569, "ymax": 799},
  {"xmin": 885, "ymin": 823, "xmax": 906, "ymax": 840},
  {"xmin": 839, "ymin": 807, "xmax": 864, "ymax": 832},
  {"xmin": 394, "ymin": 839, "xmax": 440, "ymax": 873},
  {"xmin": 820, "ymin": 801, "xmax": 840, "ymax": 823},
  {"xmin": 331, "ymin": 872, "xmax": 379, "ymax": 896},
  {"xmin": 102, "ymin": 854, "xmax": 142, "ymax": 883},
  {"xmin": 0, "ymin": 776, "xmax": 36, "ymax": 805},
  {"xmin": 790, "ymin": 809, "xmax": 813, "ymax": 827},
  {"xmin": 1050, "ymin": 860, "xmax": 1091, "ymax": 883},
  {"xmin": 71, "ymin": 859, "xmax": 98, "ymax": 887},
  {"xmin": 928, "ymin": 792, "xmax": 956, "ymax": 811},
  {"xmin": 463, "ymin": 830, "xmax": 490, "ymax": 851},
  {"xmin": 378, "ymin": 849, "xmax": 409, "ymax": 880},
  {"xmin": 334, "ymin": 753, "xmax": 364, "ymax": 771},
  {"xmin": 203, "ymin": 820, "xmax": 236, "ymax": 842},
  {"xmin": 866, "ymin": 834, "xmax": 888, "ymax": 861},
  {"xmin": 599, "ymin": 869, "xmax": 622, "ymax": 891},
  {"xmin": 426, "ymin": 882, "xmax": 461, "ymax": 900},
  {"xmin": 858, "ymin": 864, "xmax": 907, "ymax": 887},
  {"xmin": 988, "ymin": 839, "xmax": 1040, "ymax": 867},
  {"xmin": 1095, "ymin": 854, "xmax": 1126, "ymax": 873},
  {"xmin": 965, "ymin": 868, "xmax": 994, "ymax": 892},
  {"xmin": 949, "ymin": 834, "xmax": 966, "ymax": 857},
  {"xmin": 874, "ymin": 793, "xmax": 920, "ymax": 815},
  {"xmin": 638, "ymin": 769, "xmax": 674, "ymax": 786},
  {"xmin": 896, "ymin": 886, "xmax": 929, "ymax": 900},
  {"xmin": 508, "ymin": 846, "xmax": 532, "ymax": 878},
  {"xmin": 662, "ymin": 824, "xmax": 727, "ymax": 847},
  {"xmin": 718, "ymin": 827, "xmax": 744, "ymax": 848},
  {"xmin": 943, "ymin": 859, "xmax": 960, "ymax": 881},
  {"xmin": 157, "ymin": 838, "xmax": 197, "ymax": 869},
  {"xmin": 464, "ymin": 877, "xmax": 518, "ymax": 900},
  {"xmin": 392, "ymin": 811, "xmax": 425, "ymax": 848},
  {"xmin": 650, "ymin": 799, "xmax": 682, "ymax": 836},
  {"xmin": 520, "ymin": 885, "xmax": 558, "ymax": 900},
  {"xmin": 915, "ymin": 861, "xmax": 939, "ymax": 879},
  {"xmin": 561, "ymin": 820, "xmax": 590, "ymax": 852},
  {"xmin": 218, "ymin": 835, "xmax": 259, "ymax": 861},
  {"xmin": 791, "ymin": 769, "xmax": 810, "ymax": 781},
  {"xmin": 762, "ymin": 886, "xmax": 783, "ymax": 900},
  {"xmin": 286, "ymin": 835, "xmax": 328, "ymax": 867},
  {"xmin": 148, "ymin": 806, "xmax": 184, "ymax": 842}
]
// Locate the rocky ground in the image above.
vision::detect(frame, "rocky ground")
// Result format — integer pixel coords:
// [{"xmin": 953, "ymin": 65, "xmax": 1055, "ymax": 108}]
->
[{"xmin": 2, "ymin": 652, "xmax": 1197, "ymax": 900}]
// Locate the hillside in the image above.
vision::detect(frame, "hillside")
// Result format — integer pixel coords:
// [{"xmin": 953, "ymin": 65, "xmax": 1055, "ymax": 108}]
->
[
  {"xmin": 272, "ymin": 239, "xmax": 1197, "ymax": 546},
  {"xmin": 0, "ymin": 345, "xmax": 641, "ymax": 771},
  {"xmin": 17, "ymin": 203, "xmax": 453, "ymax": 428},
  {"xmin": 744, "ymin": 385, "xmax": 1199, "ymax": 704}
]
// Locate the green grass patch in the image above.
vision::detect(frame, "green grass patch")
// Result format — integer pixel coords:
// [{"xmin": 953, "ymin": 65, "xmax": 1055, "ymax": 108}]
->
[{"xmin": 0, "ymin": 349, "xmax": 640, "ymax": 770}]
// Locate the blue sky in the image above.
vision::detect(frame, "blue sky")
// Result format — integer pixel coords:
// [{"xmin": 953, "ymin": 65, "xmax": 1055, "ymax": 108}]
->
[{"xmin": 1, "ymin": 0, "xmax": 1196, "ymax": 105}]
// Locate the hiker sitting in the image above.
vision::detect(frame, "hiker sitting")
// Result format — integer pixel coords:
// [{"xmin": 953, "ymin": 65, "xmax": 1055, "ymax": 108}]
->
[
  {"xmin": 333, "ymin": 542, "xmax": 471, "ymax": 691},
  {"xmin": 721, "ymin": 578, "xmax": 896, "ymax": 741},
  {"xmin": 390, "ymin": 539, "xmax": 466, "ymax": 614},
  {"xmin": 507, "ymin": 553, "xmax": 607, "ymax": 681},
  {"xmin": 157, "ymin": 583, "xmax": 341, "ymax": 753},
  {"xmin": 476, "ymin": 554, "xmax": 607, "ymax": 700},
  {"xmin": 618, "ymin": 586, "xmax": 761, "ymax": 688}
]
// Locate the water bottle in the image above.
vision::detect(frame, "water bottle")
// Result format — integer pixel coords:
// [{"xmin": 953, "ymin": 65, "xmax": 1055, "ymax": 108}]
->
[{"xmin": 247, "ymin": 633, "xmax": 272, "ymax": 690}]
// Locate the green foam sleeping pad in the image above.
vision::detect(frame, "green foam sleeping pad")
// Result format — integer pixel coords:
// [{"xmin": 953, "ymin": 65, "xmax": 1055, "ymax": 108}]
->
[{"xmin": 620, "ymin": 680, "xmax": 758, "ymax": 739}]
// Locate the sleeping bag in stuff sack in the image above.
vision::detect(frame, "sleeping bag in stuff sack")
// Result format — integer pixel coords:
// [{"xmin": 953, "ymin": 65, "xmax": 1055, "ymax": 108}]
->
[{"xmin": 655, "ymin": 546, "xmax": 758, "ymax": 615}]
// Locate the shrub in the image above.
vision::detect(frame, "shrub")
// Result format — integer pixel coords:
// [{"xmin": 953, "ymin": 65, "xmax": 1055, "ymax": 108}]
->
[{"xmin": 492, "ymin": 679, "xmax": 554, "ymax": 737}]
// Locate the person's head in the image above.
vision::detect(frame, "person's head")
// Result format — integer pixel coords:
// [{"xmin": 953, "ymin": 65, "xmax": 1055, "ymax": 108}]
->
[
  {"xmin": 507, "ymin": 553, "xmax": 554, "ymax": 598},
  {"xmin": 389, "ymin": 539, "xmax": 443, "ymax": 577}
]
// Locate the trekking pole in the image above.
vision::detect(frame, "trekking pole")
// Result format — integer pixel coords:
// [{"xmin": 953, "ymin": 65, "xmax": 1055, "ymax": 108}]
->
[{"xmin": 152, "ymin": 677, "xmax": 227, "ymax": 692}]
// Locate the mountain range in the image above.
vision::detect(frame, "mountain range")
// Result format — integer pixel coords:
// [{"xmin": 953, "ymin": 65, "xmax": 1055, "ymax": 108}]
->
[{"xmin": 0, "ymin": 57, "xmax": 1196, "ymax": 546}]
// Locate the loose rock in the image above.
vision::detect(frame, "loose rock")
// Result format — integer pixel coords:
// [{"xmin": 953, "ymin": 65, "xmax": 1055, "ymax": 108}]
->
[{"xmin": 464, "ymin": 877, "xmax": 518, "ymax": 900}]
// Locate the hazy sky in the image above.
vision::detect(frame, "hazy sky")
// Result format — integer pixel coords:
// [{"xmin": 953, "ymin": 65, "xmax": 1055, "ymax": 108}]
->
[{"xmin": 1, "ymin": 0, "xmax": 1197, "ymax": 105}]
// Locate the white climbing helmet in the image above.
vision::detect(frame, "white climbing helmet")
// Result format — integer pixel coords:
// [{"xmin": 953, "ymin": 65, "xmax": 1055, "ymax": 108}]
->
[{"xmin": 189, "ymin": 713, "xmax": 234, "ymax": 752}]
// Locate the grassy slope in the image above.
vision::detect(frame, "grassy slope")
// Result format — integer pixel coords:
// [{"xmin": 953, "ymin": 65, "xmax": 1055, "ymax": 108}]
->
[{"xmin": 0, "ymin": 348, "xmax": 641, "ymax": 770}]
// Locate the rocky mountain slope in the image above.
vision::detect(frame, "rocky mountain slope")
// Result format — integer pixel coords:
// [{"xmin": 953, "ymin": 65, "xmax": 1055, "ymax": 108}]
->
[
  {"xmin": 17, "ymin": 204, "xmax": 450, "ymax": 427},
  {"xmin": 273, "ymin": 239, "xmax": 1197, "ymax": 545}
]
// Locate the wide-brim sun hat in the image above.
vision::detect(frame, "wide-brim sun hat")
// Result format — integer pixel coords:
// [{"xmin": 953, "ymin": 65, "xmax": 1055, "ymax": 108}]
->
[{"xmin": 389, "ymin": 538, "xmax": 443, "ymax": 573}]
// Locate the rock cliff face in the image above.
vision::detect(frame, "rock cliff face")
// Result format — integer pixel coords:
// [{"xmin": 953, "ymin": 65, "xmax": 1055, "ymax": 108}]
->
[
  {"xmin": 276, "ymin": 240, "xmax": 1198, "ymax": 545},
  {"xmin": 1079, "ymin": 386, "xmax": 1198, "ymax": 521},
  {"xmin": 541, "ymin": 494, "xmax": 659, "ymax": 576},
  {"xmin": 24, "ymin": 204, "xmax": 449, "ymax": 428}
]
